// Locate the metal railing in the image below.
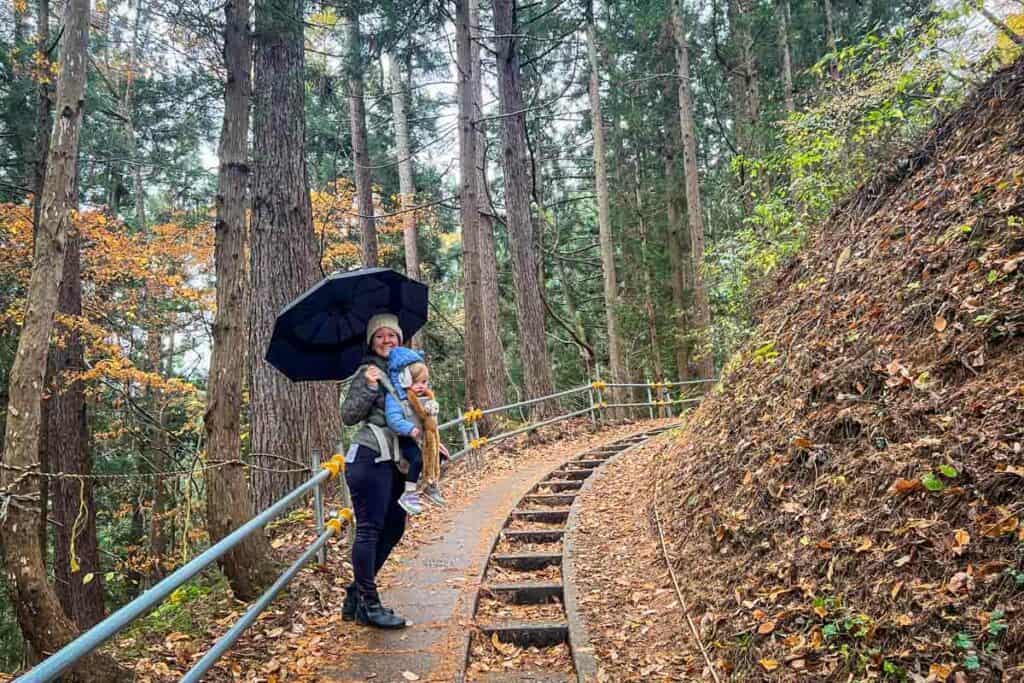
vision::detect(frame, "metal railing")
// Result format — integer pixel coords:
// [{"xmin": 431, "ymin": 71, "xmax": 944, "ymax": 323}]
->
[
  {"xmin": 437, "ymin": 377, "xmax": 717, "ymax": 466},
  {"xmin": 18, "ymin": 457, "xmax": 353, "ymax": 683},
  {"xmin": 19, "ymin": 375, "xmax": 716, "ymax": 682}
]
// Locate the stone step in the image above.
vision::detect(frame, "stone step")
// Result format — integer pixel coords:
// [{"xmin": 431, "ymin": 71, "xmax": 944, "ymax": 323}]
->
[
  {"xmin": 500, "ymin": 529, "xmax": 564, "ymax": 544},
  {"xmin": 534, "ymin": 479, "xmax": 583, "ymax": 492},
  {"xmin": 574, "ymin": 459, "xmax": 605, "ymax": 468},
  {"xmin": 478, "ymin": 621, "xmax": 568, "ymax": 648},
  {"xmin": 522, "ymin": 493, "xmax": 576, "ymax": 507},
  {"xmin": 491, "ymin": 552, "xmax": 562, "ymax": 571},
  {"xmin": 483, "ymin": 581, "xmax": 564, "ymax": 604},
  {"xmin": 472, "ymin": 671, "xmax": 573, "ymax": 683},
  {"xmin": 510, "ymin": 508, "xmax": 570, "ymax": 524},
  {"xmin": 558, "ymin": 468, "xmax": 594, "ymax": 480}
]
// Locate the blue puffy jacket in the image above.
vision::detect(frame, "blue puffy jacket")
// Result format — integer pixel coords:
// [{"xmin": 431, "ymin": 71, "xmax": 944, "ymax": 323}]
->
[{"xmin": 384, "ymin": 347, "xmax": 425, "ymax": 436}]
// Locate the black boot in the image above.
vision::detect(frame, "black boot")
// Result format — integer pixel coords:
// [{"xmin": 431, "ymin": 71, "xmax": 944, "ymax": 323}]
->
[
  {"xmin": 342, "ymin": 584, "xmax": 358, "ymax": 621},
  {"xmin": 344, "ymin": 583, "xmax": 395, "ymax": 621},
  {"xmin": 355, "ymin": 593, "xmax": 406, "ymax": 629}
]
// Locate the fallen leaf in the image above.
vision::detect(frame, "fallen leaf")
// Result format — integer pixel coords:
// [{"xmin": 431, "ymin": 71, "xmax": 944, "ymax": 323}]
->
[
  {"xmin": 759, "ymin": 658, "xmax": 779, "ymax": 672},
  {"xmin": 758, "ymin": 620, "xmax": 776, "ymax": 635},
  {"xmin": 934, "ymin": 315, "xmax": 948, "ymax": 332},
  {"xmin": 855, "ymin": 537, "xmax": 873, "ymax": 553},
  {"xmin": 401, "ymin": 671, "xmax": 420, "ymax": 681},
  {"xmin": 929, "ymin": 663, "xmax": 953, "ymax": 681},
  {"xmin": 891, "ymin": 478, "xmax": 922, "ymax": 495},
  {"xmin": 952, "ymin": 529, "xmax": 970, "ymax": 555}
]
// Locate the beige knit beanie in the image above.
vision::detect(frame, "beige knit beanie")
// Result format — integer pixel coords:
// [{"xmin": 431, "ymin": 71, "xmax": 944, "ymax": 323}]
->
[{"xmin": 366, "ymin": 313, "xmax": 404, "ymax": 346}]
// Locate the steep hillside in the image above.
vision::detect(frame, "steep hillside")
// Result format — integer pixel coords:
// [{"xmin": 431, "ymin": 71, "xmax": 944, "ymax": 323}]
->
[{"xmin": 655, "ymin": 57, "xmax": 1024, "ymax": 680}]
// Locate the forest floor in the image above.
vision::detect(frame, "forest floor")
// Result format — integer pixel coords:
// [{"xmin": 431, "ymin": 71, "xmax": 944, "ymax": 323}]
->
[
  {"xmin": 115, "ymin": 417, "xmax": 665, "ymax": 682},
  {"xmin": 567, "ymin": 57, "xmax": 1024, "ymax": 682}
]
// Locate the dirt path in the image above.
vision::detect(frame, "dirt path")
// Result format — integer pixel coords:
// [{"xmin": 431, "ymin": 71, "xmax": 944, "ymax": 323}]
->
[{"xmin": 320, "ymin": 421, "xmax": 657, "ymax": 683}]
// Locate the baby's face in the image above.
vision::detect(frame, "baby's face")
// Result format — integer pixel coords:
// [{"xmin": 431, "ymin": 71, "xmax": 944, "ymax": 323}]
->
[{"xmin": 410, "ymin": 379, "xmax": 429, "ymax": 395}]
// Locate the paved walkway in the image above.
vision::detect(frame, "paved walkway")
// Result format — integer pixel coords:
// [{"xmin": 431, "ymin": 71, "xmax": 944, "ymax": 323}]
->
[{"xmin": 321, "ymin": 452, "xmax": 572, "ymax": 683}]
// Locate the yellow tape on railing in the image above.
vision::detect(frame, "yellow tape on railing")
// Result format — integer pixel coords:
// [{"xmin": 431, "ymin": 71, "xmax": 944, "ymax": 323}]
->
[
  {"xmin": 463, "ymin": 408, "xmax": 484, "ymax": 423},
  {"xmin": 321, "ymin": 454, "xmax": 345, "ymax": 479},
  {"xmin": 339, "ymin": 508, "xmax": 354, "ymax": 524},
  {"xmin": 325, "ymin": 518, "xmax": 341, "ymax": 534},
  {"xmin": 591, "ymin": 380, "xmax": 607, "ymax": 391}
]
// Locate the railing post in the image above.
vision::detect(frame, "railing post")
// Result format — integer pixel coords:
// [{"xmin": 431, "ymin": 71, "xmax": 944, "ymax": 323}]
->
[
  {"xmin": 459, "ymin": 418, "xmax": 471, "ymax": 464},
  {"xmin": 646, "ymin": 384, "xmax": 654, "ymax": 420},
  {"xmin": 471, "ymin": 421, "xmax": 482, "ymax": 468},
  {"xmin": 312, "ymin": 449, "xmax": 327, "ymax": 565},
  {"xmin": 587, "ymin": 387, "xmax": 596, "ymax": 427}
]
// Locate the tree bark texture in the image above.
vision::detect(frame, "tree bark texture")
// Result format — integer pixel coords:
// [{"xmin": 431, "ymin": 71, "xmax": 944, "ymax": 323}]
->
[
  {"xmin": 145, "ymin": 329, "xmax": 169, "ymax": 582},
  {"xmin": 0, "ymin": 0, "xmax": 128, "ymax": 677},
  {"xmin": 206, "ymin": 0, "xmax": 276, "ymax": 601},
  {"xmin": 776, "ymin": 0, "xmax": 795, "ymax": 113},
  {"xmin": 672, "ymin": 0, "xmax": 714, "ymax": 379},
  {"xmin": 633, "ymin": 161, "xmax": 663, "ymax": 385},
  {"xmin": 471, "ymin": 0, "xmax": 508, "ymax": 412},
  {"xmin": 664, "ymin": 145, "xmax": 692, "ymax": 381},
  {"xmin": 32, "ymin": 0, "xmax": 52, "ymax": 232},
  {"xmin": 585, "ymin": 7, "xmax": 626, "ymax": 412},
  {"xmin": 455, "ymin": 0, "xmax": 488, "ymax": 416},
  {"xmin": 47, "ymin": 229, "xmax": 105, "ymax": 630},
  {"xmin": 384, "ymin": 52, "xmax": 420, "ymax": 282},
  {"xmin": 494, "ymin": 0, "xmax": 555, "ymax": 414},
  {"xmin": 251, "ymin": 0, "xmax": 342, "ymax": 511},
  {"xmin": 345, "ymin": 12, "xmax": 377, "ymax": 267}
]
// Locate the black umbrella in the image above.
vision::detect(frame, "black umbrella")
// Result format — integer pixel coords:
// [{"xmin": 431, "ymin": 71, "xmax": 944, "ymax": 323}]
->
[{"xmin": 265, "ymin": 267, "xmax": 428, "ymax": 382}]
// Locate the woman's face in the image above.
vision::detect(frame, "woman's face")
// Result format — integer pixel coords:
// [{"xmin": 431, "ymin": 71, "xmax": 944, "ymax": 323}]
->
[{"xmin": 371, "ymin": 327, "xmax": 400, "ymax": 357}]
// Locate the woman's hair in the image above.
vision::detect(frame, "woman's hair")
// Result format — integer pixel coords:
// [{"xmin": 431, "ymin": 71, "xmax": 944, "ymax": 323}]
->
[{"xmin": 408, "ymin": 362, "xmax": 428, "ymax": 382}]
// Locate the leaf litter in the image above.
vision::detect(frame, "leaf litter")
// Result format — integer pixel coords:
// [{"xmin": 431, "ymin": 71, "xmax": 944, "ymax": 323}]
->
[{"xmin": 572, "ymin": 57, "xmax": 1024, "ymax": 681}]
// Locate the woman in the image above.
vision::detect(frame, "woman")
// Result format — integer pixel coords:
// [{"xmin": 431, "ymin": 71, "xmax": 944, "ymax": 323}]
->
[{"xmin": 339, "ymin": 313, "xmax": 409, "ymax": 629}]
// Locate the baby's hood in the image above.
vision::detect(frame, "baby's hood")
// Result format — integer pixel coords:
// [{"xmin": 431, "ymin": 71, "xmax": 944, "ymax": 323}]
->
[{"xmin": 387, "ymin": 346, "xmax": 424, "ymax": 373}]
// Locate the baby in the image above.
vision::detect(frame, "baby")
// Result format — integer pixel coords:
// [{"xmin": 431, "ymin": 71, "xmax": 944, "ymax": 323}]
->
[{"xmin": 384, "ymin": 347, "xmax": 445, "ymax": 515}]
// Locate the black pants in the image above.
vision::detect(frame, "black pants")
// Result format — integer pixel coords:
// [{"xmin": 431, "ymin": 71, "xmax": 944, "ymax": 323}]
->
[
  {"xmin": 399, "ymin": 436, "xmax": 423, "ymax": 484},
  {"xmin": 345, "ymin": 445, "xmax": 407, "ymax": 600}
]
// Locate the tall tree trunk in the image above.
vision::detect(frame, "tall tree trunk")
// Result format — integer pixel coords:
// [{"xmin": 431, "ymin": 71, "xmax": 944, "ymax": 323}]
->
[
  {"xmin": 633, "ymin": 160, "xmax": 663, "ymax": 384},
  {"xmin": 32, "ymin": 0, "xmax": 52, "ymax": 231},
  {"xmin": 662, "ymin": 126, "xmax": 692, "ymax": 380},
  {"xmin": 384, "ymin": 52, "xmax": 419, "ymax": 280},
  {"xmin": 823, "ymin": 0, "xmax": 838, "ymax": 79},
  {"xmin": 672, "ymin": 0, "xmax": 714, "ymax": 379},
  {"xmin": 585, "ymin": 1, "xmax": 626, "ymax": 408},
  {"xmin": 456, "ymin": 0, "xmax": 488, "ymax": 414},
  {"xmin": 471, "ymin": 0, "xmax": 508, "ymax": 410},
  {"xmin": 0, "ymin": 0, "xmax": 127, "ymax": 678},
  {"xmin": 145, "ymin": 329, "xmax": 169, "ymax": 581},
  {"xmin": 126, "ymin": 0, "xmax": 147, "ymax": 231},
  {"xmin": 251, "ymin": 0, "xmax": 341, "ymax": 511},
  {"xmin": 776, "ymin": 0, "xmax": 795, "ymax": 113},
  {"xmin": 34, "ymin": 0, "xmax": 54, "ymax": 564},
  {"xmin": 206, "ymin": 0, "xmax": 275, "ymax": 601},
  {"xmin": 48, "ymin": 229, "xmax": 105, "ymax": 629},
  {"xmin": 345, "ymin": 11, "xmax": 377, "ymax": 266},
  {"xmin": 494, "ymin": 0, "xmax": 555, "ymax": 414},
  {"xmin": 727, "ymin": 0, "xmax": 761, "ymax": 205}
]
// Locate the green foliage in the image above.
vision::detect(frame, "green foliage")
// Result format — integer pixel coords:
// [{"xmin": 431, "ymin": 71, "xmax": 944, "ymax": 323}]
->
[{"xmin": 707, "ymin": 7, "xmax": 998, "ymax": 356}]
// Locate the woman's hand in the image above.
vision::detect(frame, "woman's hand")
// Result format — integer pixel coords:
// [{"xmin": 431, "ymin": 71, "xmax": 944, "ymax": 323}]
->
[
  {"xmin": 410, "ymin": 427, "xmax": 421, "ymax": 439},
  {"xmin": 364, "ymin": 365, "xmax": 381, "ymax": 387}
]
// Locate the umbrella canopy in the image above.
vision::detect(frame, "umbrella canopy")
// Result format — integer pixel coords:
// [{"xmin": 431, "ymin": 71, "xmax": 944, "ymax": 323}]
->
[{"xmin": 265, "ymin": 267, "xmax": 428, "ymax": 382}]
